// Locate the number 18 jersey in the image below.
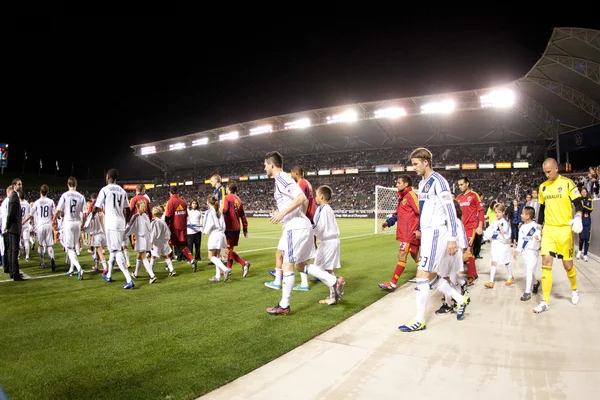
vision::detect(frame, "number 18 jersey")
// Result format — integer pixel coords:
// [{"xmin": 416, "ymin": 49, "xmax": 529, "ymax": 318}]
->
[
  {"xmin": 32, "ymin": 197, "xmax": 56, "ymax": 227},
  {"xmin": 95, "ymin": 183, "xmax": 129, "ymax": 230}
]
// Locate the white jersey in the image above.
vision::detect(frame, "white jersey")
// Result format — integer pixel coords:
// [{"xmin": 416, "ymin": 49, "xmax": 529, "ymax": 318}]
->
[
  {"xmin": 31, "ymin": 197, "xmax": 56, "ymax": 227},
  {"xmin": 456, "ymin": 219, "xmax": 469, "ymax": 250},
  {"xmin": 484, "ymin": 218, "xmax": 512, "ymax": 245},
  {"xmin": 95, "ymin": 183, "xmax": 129, "ymax": 230},
  {"xmin": 21, "ymin": 200, "xmax": 31, "ymax": 226},
  {"xmin": 273, "ymin": 171, "xmax": 311, "ymax": 229},
  {"xmin": 203, "ymin": 208, "xmax": 225, "ymax": 236},
  {"xmin": 517, "ymin": 221, "xmax": 541, "ymax": 252},
  {"xmin": 313, "ymin": 204, "xmax": 339, "ymax": 241},
  {"xmin": 417, "ymin": 171, "xmax": 459, "ymax": 239},
  {"xmin": 151, "ymin": 218, "xmax": 171, "ymax": 242},
  {"xmin": 57, "ymin": 190, "xmax": 86, "ymax": 222}
]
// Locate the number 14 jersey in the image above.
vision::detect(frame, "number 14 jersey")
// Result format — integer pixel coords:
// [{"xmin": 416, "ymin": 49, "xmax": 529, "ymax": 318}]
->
[{"xmin": 95, "ymin": 184, "xmax": 129, "ymax": 230}]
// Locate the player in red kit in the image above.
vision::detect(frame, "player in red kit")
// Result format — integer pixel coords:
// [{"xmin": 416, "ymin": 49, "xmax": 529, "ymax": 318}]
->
[
  {"xmin": 129, "ymin": 184, "xmax": 151, "ymax": 218},
  {"xmin": 378, "ymin": 175, "xmax": 420, "ymax": 291},
  {"xmin": 222, "ymin": 182, "xmax": 251, "ymax": 277},
  {"xmin": 456, "ymin": 177, "xmax": 484, "ymax": 285},
  {"xmin": 165, "ymin": 186, "xmax": 197, "ymax": 272}
]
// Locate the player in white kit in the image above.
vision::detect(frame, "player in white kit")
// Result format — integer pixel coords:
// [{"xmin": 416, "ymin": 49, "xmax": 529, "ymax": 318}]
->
[
  {"xmin": 91, "ymin": 168, "xmax": 134, "ymax": 289},
  {"xmin": 399, "ymin": 148, "xmax": 471, "ymax": 332},
  {"xmin": 20, "ymin": 197, "xmax": 32, "ymax": 261},
  {"xmin": 55, "ymin": 177, "xmax": 87, "ymax": 280},
  {"xmin": 513, "ymin": 206, "xmax": 542, "ymax": 301},
  {"xmin": 263, "ymin": 151, "xmax": 343, "ymax": 315},
  {"xmin": 25, "ymin": 185, "xmax": 56, "ymax": 270}
]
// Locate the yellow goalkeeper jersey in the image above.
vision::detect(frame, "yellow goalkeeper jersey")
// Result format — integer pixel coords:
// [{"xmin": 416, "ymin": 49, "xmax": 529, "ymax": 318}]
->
[{"xmin": 538, "ymin": 175, "xmax": 581, "ymax": 227}]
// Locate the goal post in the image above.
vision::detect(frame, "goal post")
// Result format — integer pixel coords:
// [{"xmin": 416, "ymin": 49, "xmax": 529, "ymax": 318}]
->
[{"xmin": 374, "ymin": 185, "xmax": 399, "ymax": 234}]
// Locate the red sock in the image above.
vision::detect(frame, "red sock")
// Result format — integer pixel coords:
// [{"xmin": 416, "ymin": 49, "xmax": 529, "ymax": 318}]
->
[
  {"xmin": 227, "ymin": 252, "xmax": 234, "ymax": 269},
  {"xmin": 181, "ymin": 247, "xmax": 193, "ymax": 262},
  {"xmin": 390, "ymin": 261, "xmax": 406, "ymax": 285},
  {"xmin": 232, "ymin": 251, "xmax": 246, "ymax": 266},
  {"xmin": 467, "ymin": 256, "xmax": 477, "ymax": 278}
]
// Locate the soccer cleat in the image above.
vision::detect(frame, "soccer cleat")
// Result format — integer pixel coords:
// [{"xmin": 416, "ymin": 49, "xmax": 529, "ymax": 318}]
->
[
  {"xmin": 572, "ymin": 290, "xmax": 580, "ymax": 305},
  {"xmin": 456, "ymin": 296, "xmax": 470, "ymax": 320},
  {"xmin": 335, "ymin": 276, "xmax": 345, "ymax": 296},
  {"xmin": 266, "ymin": 304, "xmax": 290, "ymax": 315},
  {"xmin": 505, "ymin": 277, "xmax": 514, "ymax": 286},
  {"xmin": 131, "ymin": 273, "xmax": 138, "ymax": 279},
  {"xmin": 104, "ymin": 275, "xmax": 113, "ymax": 282},
  {"xmin": 435, "ymin": 303, "xmax": 453, "ymax": 315},
  {"xmin": 149, "ymin": 276, "xmax": 158, "ymax": 284},
  {"xmin": 168, "ymin": 271, "xmax": 177, "ymax": 277},
  {"xmin": 533, "ymin": 301, "xmax": 549, "ymax": 313},
  {"xmin": 51, "ymin": 258, "xmax": 56, "ymax": 272},
  {"xmin": 40, "ymin": 264, "xmax": 46, "ymax": 269},
  {"xmin": 243, "ymin": 262, "xmax": 251, "ymax": 278},
  {"xmin": 484, "ymin": 282, "xmax": 494, "ymax": 289},
  {"xmin": 319, "ymin": 295, "xmax": 339, "ymax": 305},
  {"xmin": 398, "ymin": 319, "xmax": 426, "ymax": 332},
  {"xmin": 378, "ymin": 282, "xmax": 396, "ymax": 292},
  {"xmin": 223, "ymin": 269, "xmax": 231, "ymax": 282},
  {"xmin": 192, "ymin": 259, "xmax": 197, "ymax": 273},
  {"xmin": 268, "ymin": 269, "xmax": 276, "ymax": 277},
  {"xmin": 122, "ymin": 281, "xmax": 135, "ymax": 289},
  {"xmin": 92, "ymin": 265, "xmax": 99, "ymax": 272},
  {"xmin": 208, "ymin": 276, "xmax": 220, "ymax": 282},
  {"xmin": 25, "ymin": 257, "xmax": 30, "ymax": 262},
  {"xmin": 520, "ymin": 292, "xmax": 531, "ymax": 301},
  {"xmin": 292, "ymin": 284, "xmax": 310, "ymax": 291},
  {"xmin": 264, "ymin": 281, "xmax": 281, "ymax": 290},
  {"xmin": 532, "ymin": 280, "xmax": 541, "ymax": 294}
]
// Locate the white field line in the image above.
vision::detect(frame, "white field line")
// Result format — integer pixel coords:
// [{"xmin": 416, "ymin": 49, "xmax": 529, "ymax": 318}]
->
[{"xmin": 0, "ymin": 233, "xmax": 381, "ymax": 283}]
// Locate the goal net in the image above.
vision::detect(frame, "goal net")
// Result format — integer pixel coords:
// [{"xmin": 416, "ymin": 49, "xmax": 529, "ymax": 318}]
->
[{"xmin": 374, "ymin": 185, "xmax": 398, "ymax": 234}]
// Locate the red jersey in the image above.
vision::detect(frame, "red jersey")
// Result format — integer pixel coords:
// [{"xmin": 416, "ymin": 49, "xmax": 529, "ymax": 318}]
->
[
  {"xmin": 298, "ymin": 178, "xmax": 316, "ymax": 223},
  {"xmin": 129, "ymin": 194, "xmax": 151, "ymax": 219},
  {"xmin": 223, "ymin": 193, "xmax": 248, "ymax": 233},
  {"xmin": 388, "ymin": 187, "xmax": 420, "ymax": 246},
  {"xmin": 165, "ymin": 194, "xmax": 188, "ymax": 241},
  {"xmin": 457, "ymin": 190, "xmax": 484, "ymax": 229}
]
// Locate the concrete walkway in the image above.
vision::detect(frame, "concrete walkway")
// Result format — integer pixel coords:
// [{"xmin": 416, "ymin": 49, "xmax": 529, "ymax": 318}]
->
[{"xmin": 199, "ymin": 246, "xmax": 600, "ymax": 400}]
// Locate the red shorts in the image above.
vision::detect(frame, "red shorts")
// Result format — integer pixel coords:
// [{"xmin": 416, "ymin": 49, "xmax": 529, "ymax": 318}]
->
[
  {"xmin": 465, "ymin": 227, "xmax": 477, "ymax": 247},
  {"xmin": 170, "ymin": 229, "xmax": 187, "ymax": 245},
  {"xmin": 398, "ymin": 241, "xmax": 419, "ymax": 256},
  {"xmin": 226, "ymin": 232, "xmax": 240, "ymax": 248}
]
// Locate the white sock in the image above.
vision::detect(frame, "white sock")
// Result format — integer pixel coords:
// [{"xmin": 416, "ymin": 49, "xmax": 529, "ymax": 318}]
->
[
  {"xmin": 300, "ymin": 271, "xmax": 309, "ymax": 287},
  {"xmin": 506, "ymin": 263, "xmax": 513, "ymax": 278},
  {"xmin": 38, "ymin": 247, "xmax": 45, "ymax": 264},
  {"xmin": 101, "ymin": 260, "xmax": 108, "ymax": 271},
  {"xmin": 108, "ymin": 252, "xmax": 115, "ymax": 269},
  {"xmin": 436, "ymin": 278, "xmax": 464, "ymax": 305},
  {"xmin": 214, "ymin": 265, "xmax": 220, "ymax": 279},
  {"xmin": 165, "ymin": 258, "xmax": 174, "ymax": 272},
  {"xmin": 211, "ymin": 256, "xmax": 230, "ymax": 273},
  {"xmin": 305, "ymin": 264, "xmax": 335, "ymax": 287},
  {"xmin": 25, "ymin": 244, "xmax": 30, "ymax": 259},
  {"xmin": 525, "ymin": 261, "xmax": 535, "ymax": 293},
  {"xmin": 142, "ymin": 258, "xmax": 155, "ymax": 278},
  {"xmin": 415, "ymin": 278, "xmax": 430, "ymax": 323},
  {"xmin": 279, "ymin": 271, "xmax": 295, "ymax": 308},
  {"xmin": 67, "ymin": 249, "xmax": 82, "ymax": 272},
  {"xmin": 135, "ymin": 259, "xmax": 141, "ymax": 276},
  {"xmin": 123, "ymin": 249, "xmax": 130, "ymax": 265},
  {"xmin": 47, "ymin": 246, "xmax": 54, "ymax": 260},
  {"xmin": 115, "ymin": 251, "xmax": 132, "ymax": 283},
  {"xmin": 489, "ymin": 265, "xmax": 497, "ymax": 282},
  {"xmin": 445, "ymin": 293, "xmax": 452, "ymax": 305},
  {"xmin": 273, "ymin": 268, "xmax": 283, "ymax": 285}
]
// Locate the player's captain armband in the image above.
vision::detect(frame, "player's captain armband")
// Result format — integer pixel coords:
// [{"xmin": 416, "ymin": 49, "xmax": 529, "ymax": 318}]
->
[{"xmin": 441, "ymin": 193, "xmax": 452, "ymax": 201}]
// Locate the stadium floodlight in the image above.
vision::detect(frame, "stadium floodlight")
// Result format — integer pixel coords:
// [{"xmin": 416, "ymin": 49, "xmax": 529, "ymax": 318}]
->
[
  {"xmin": 326, "ymin": 110, "xmax": 358, "ymax": 124},
  {"xmin": 284, "ymin": 118, "xmax": 311, "ymax": 130},
  {"xmin": 219, "ymin": 131, "xmax": 239, "ymax": 141},
  {"xmin": 192, "ymin": 137, "xmax": 209, "ymax": 146},
  {"xmin": 480, "ymin": 88, "xmax": 515, "ymax": 108},
  {"xmin": 249, "ymin": 125, "xmax": 272, "ymax": 135},
  {"xmin": 140, "ymin": 146, "xmax": 156, "ymax": 155},
  {"xmin": 374, "ymin": 107, "xmax": 407, "ymax": 119},
  {"xmin": 169, "ymin": 142, "xmax": 186, "ymax": 151},
  {"xmin": 420, "ymin": 99, "xmax": 455, "ymax": 114}
]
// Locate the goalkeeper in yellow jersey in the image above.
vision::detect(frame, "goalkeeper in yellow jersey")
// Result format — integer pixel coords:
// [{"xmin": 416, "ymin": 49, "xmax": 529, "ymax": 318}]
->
[{"xmin": 534, "ymin": 158, "xmax": 584, "ymax": 313}]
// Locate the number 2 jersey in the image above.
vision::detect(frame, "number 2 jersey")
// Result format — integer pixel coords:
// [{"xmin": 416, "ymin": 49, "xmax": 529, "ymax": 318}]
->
[
  {"xmin": 57, "ymin": 190, "xmax": 86, "ymax": 222},
  {"xmin": 31, "ymin": 197, "xmax": 56, "ymax": 228}
]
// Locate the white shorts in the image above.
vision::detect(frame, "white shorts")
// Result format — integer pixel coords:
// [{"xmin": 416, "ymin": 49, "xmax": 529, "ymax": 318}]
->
[
  {"xmin": 207, "ymin": 231, "xmax": 226, "ymax": 251},
  {"xmin": 151, "ymin": 240, "xmax": 172, "ymax": 258},
  {"xmin": 134, "ymin": 236, "xmax": 150, "ymax": 252},
  {"xmin": 520, "ymin": 249, "xmax": 539, "ymax": 272},
  {"xmin": 36, "ymin": 224, "xmax": 54, "ymax": 247},
  {"xmin": 106, "ymin": 229, "xmax": 125, "ymax": 252},
  {"xmin": 21, "ymin": 224, "xmax": 31, "ymax": 241},
  {"xmin": 62, "ymin": 221, "xmax": 82, "ymax": 249},
  {"xmin": 314, "ymin": 238, "xmax": 341, "ymax": 270},
  {"xmin": 277, "ymin": 228, "xmax": 315, "ymax": 264},
  {"xmin": 91, "ymin": 233, "xmax": 106, "ymax": 247},
  {"xmin": 491, "ymin": 241, "xmax": 511, "ymax": 265},
  {"xmin": 417, "ymin": 227, "xmax": 448, "ymax": 273},
  {"xmin": 438, "ymin": 251, "xmax": 462, "ymax": 277}
]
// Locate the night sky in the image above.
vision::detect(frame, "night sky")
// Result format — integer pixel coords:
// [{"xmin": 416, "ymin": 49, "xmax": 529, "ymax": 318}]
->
[{"xmin": 9, "ymin": 17, "xmax": 599, "ymax": 179}]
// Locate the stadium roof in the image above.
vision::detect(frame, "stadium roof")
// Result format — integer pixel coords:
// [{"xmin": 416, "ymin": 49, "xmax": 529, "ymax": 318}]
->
[{"xmin": 132, "ymin": 27, "xmax": 599, "ymax": 173}]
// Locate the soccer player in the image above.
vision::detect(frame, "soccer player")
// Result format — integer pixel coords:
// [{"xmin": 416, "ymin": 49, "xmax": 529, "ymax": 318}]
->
[
  {"xmin": 92, "ymin": 168, "xmax": 135, "ymax": 289},
  {"xmin": 210, "ymin": 174, "xmax": 227, "ymax": 210},
  {"xmin": 222, "ymin": 182, "xmax": 251, "ymax": 277},
  {"xmin": 165, "ymin": 186, "xmax": 197, "ymax": 271},
  {"xmin": 149, "ymin": 206, "xmax": 177, "ymax": 276},
  {"xmin": 456, "ymin": 177, "xmax": 484, "ymax": 284},
  {"xmin": 311, "ymin": 185, "xmax": 345, "ymax": 305},
  {"xmin": 83, "ymin": 194, "xmax": 108, "ymax": 273},
  {"xmin": 125, "ymin": 200, "xmax": 157, "ymax": 284},
  {"xmin": 263, "ymin": 151, "xmax": 342, "ymax": 315},
  {"xmin": 513, "ymin": 206, "xmax": 541, "ymax": 301},
  {"xmin": 378, "ymin": 175, "xmax": 420, "ymax": 292},
  {"xmin": 205, "ymin": 194, "xmax": 230, "ymax": 282},
  {"xmin": 129, "ymin": 183, "xmax": 151, "ymax": 218},
  {"xmin": 28, "ymin": 185, "xmax": 56, "ymax": 270},
  {"xmin": 398, "ymin": 148, "xmax": 470, "ymax": 332},
  {"xmin": 482, "ymin": 203, "xmax": 513, "ymax": 288},
  {"xmin": 534, "ymin": 158, "xmax": 584, "ymax": 313},
  {"xmin": 55, "ymin": 177, "xmax": 87, "ymax": 280},
  {"xmin": 20, "ymin": 195, "xmax": 32, "ymax": 261}
]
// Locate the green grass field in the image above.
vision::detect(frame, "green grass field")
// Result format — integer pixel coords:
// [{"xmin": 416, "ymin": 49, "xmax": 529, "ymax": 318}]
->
[{"xmin": 0, "ymin": 218, "xmax": 416, "ymax": 400}]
